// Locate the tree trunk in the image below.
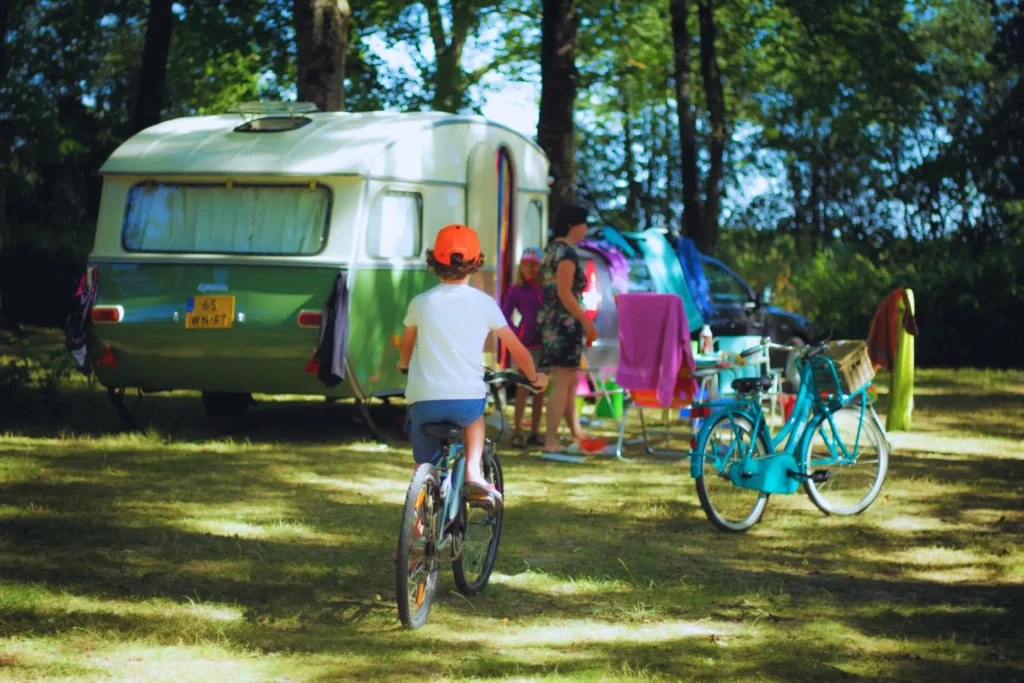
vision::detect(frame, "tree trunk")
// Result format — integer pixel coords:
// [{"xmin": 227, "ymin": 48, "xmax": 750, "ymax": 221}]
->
[
  {"xmin": 295, "ymin": 0, "xmax": 351, "ymax": 112},
  {"xmin": 132, "ymin": 0, "xmax": 174, "ymax": 133},
  {"xmin": 698, "ymin": 0, "xmax": 725, "ymax": 253},
  {"xmin": 425, "ymin": 0, "xmax": 474, "ymax": 112},
  {"xmin": 537, "ymin": 0, "xmax": 579, "ymax": 223},
  {"xmin": 669, "ymin": 0, "xmax": 704, "ymax": 247},
  {"xmin": 0, "ymin": 0, "xmax": 11, "ymax": 81}
]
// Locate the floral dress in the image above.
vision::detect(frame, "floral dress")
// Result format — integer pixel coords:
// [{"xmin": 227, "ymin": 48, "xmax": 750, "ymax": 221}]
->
[{"xmin": 539, "ymin": 240, "xmax": 587, "ymax": 368}]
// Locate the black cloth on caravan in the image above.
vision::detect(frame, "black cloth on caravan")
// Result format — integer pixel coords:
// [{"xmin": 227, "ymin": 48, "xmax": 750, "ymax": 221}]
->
[
  {"xmin": 316, "ymin": 270, "xmax": 350, "ymax": 387},
  {"xmin": 65, "ymin": 267, "xmax": 98, "ymax": 375}
]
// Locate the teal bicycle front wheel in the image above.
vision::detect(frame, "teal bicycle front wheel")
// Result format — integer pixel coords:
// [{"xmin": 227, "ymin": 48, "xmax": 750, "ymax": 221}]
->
[
  {"xmin": 695, "ymin": 413, "xmax": 771, "ymax": 532},
  {"xmin": 396, "ymin": 463, "xmax": 442, "ymax": 629},
  {"xmin": 802, "ymin": 406, "xmax": 889, "ymax": 516}
]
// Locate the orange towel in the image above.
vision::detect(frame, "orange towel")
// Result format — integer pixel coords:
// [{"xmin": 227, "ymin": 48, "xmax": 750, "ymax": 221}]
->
[{"xmin": 867, "ymin": 288, "xmax": 918, "ymax": 371}]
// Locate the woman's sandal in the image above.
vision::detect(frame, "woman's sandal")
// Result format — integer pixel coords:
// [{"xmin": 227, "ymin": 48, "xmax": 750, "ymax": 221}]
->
[
  {"xmin": 510, "ymin": 433, "xmax": 527, "ymax": 448},
  {"xmin": 527, "ymin": 433, "xmax": 545, "ymax": 446}
]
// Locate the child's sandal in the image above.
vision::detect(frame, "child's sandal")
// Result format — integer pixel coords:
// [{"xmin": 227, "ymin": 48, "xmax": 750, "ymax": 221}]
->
[
  {"xmin": 510, "ymin": 433, "xmax": 527, "ymax": 448},
  {"xmin": 527, "ymin": 433, "xmax": 544, "ymax": 446}
]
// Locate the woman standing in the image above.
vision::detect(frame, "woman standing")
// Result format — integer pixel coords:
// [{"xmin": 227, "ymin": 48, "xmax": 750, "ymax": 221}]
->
[{"xmin": 539, "ymin": 205, "xmax": 599, "ymax": 455}]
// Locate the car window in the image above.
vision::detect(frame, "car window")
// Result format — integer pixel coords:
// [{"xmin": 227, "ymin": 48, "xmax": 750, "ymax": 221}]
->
[{"xmin": 704, "ymin": 260, "xmax": 750, "ymax": 304}]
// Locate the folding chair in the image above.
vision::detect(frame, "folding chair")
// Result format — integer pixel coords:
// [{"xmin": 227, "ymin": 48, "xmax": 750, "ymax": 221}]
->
[
  {"xmin": 608, "ymin": 292, "xmax": 697, "ymax": 462},
  {"xmin": 610, "ymin": 366, "xmax": 697, "ymax": 461}
]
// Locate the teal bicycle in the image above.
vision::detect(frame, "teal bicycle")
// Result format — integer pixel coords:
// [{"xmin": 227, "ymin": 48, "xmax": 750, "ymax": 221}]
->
[
  {"xmin": 395, "ymin": 370, "xmax": 538, "ymax": 629},
  {"xmin": 688, "ymin": 339, "xmax": 891, "ymax": 532}
]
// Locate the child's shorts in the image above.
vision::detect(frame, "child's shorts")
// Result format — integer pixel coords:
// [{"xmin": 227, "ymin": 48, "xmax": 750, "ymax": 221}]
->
[{"xmin": 408, "ymin": 398, "xmax": 487, "ymax": 465}]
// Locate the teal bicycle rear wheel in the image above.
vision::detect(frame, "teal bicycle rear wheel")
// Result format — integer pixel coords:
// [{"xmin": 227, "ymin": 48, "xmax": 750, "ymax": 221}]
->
[
  {"xmin": 695, "ymin": 413, "xmax": 771, "ymax": 532},
  {"xmin": 802, "ymin": 406, "xmax": 889, "ymax": 515},
  {"xmin": 396, "ymin": 464, "xmax": 442, "ymax": 629},
  {"xmin": 453, "ymin": 447, "xmax": 504, "ymax": 595}
]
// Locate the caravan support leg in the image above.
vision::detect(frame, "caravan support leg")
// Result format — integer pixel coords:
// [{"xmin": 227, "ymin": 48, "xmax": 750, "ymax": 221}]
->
[
  {"xmin": 344, "ymin": 358, "xmax": 386, "ymax": 444},
  {"xmin": 107, "ymin": 387, "xmax": 138, "ymax": 431},
  {"xmin": 354, "ymin": 398, "xmax": 386, "ymax": 444}
]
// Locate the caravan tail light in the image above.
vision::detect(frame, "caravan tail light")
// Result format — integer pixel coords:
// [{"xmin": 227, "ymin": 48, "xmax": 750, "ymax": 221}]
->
[
  {"xmin": 91, "ymin": 305, "xmax": 123, "ymax": 323},
  {"xmin": 97, "ymin": 346, "xmax": 117, "ymax": 367},
  {"xmin": 297, "ymin": 310, "xmax": 322, "ymax": 328}
]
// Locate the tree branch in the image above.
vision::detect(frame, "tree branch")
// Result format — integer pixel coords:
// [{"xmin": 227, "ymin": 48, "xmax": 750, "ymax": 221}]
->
[{"xmin": 423, "ymin": 0, "xmax": 447, "ymax": 57}]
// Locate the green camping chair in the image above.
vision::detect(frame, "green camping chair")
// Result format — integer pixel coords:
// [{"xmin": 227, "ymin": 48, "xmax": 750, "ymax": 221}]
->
[{"xmin": 716, "ymin": 335, "xmax": 784, "ymax": 430}]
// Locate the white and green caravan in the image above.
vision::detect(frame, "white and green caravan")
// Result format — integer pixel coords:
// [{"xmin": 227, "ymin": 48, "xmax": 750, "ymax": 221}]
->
[{"xmin": 86, "ymin": 103, "xmax": 550, "ymax": 425}]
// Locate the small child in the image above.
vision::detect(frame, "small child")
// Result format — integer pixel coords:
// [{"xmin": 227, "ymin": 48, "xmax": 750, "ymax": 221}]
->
[
  {"xmin": 398, "ymin": 225, "xmax": 548, "ymax": 509},
  {"xmin": 501, "ymin": 247, "xmax": 546, "ymax": 447}
]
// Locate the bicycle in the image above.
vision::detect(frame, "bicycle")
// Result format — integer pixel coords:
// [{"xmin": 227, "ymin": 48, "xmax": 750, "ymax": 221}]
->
[
  {"xmin": 688, "ymin": 338, "xmax": 891, "ymax": 532},
  {"xmin": 395, "ymin": 369, "xmax": 540, "ymax": 629}
]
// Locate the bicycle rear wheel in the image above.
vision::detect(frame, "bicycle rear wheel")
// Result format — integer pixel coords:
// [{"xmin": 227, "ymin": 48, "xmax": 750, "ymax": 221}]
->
[
  {"xmin": 396, "ymin": 464, "xmax": 442, "ymax": 629},
  {"xmin": 803, "ymin": 406, "xmax": 889, "ymax": 515},
  {"xmin": 695, "ymin": 413, "xmax": 771, "ymax": 532},
  {"xmin": 453, "ymin": 447, "xmax": 504, "ymax": 595}
]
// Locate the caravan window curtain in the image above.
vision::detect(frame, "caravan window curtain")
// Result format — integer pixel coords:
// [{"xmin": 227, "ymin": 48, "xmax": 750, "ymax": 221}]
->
[
  {"xmin": 366, "ymin": 190, "xmax": 422, "ymax": 259},
  {"xmin": 122, "ymin": 183, "xmax": 330, "ymax": 255}
]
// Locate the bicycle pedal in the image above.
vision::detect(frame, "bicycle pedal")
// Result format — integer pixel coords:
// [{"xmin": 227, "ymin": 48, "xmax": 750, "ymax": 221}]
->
[{"xmin": 810, "ymin": 469, "xmax": 831, "ymax": 483}]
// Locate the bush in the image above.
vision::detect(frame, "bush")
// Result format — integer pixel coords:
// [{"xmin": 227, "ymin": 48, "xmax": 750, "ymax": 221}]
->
[{"xmin": 717, "ymin": 234, "xmax": 1024, "ymax": 369}]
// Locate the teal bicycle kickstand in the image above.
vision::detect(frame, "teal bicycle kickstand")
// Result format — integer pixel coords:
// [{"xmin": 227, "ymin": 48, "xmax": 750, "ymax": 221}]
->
[{"xmin": 687, "ymin": 338, "xmax": 891, "ymax": 532}]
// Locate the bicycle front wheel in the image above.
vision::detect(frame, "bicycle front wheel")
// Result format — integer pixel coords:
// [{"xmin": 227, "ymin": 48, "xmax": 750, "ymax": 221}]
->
[
  {"xmin": 396, "ymin": 464, "xmax": 442, "ymax": 629},
  {"xmin": 453, "ymin": 448, "xmax": 504, "ymax": 595},
  {"xmin": 695, "ymin": 413, "xmax": 771, "ymax": 532},
  {"xmin": 802, "ymin": 406, "xmax": 889, "ymax": 515}
]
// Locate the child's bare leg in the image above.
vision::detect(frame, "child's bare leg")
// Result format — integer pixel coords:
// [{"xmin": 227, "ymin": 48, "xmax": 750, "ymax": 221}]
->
[
  {"xmin": 530, "ymin": 391, "xmax": 544, "ymax": 436},
  {"xmin": 463, "ymin": 416, "xmax": 488, "ymax": 484},
  {"xmin": 514, "ymin": 389, "xmax": 527, "ymax": 437}
]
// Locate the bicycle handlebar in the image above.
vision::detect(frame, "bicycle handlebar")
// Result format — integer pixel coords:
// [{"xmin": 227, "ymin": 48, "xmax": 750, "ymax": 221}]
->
[
  {"xmin": 484, "ymin": 369, "xmax": 543, "ymax": 394},
  {"xmin": 738, "ymin": 338, "xmax": 825, "ymax": 359}
]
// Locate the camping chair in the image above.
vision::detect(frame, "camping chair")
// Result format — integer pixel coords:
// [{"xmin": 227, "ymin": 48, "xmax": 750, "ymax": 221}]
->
[
  {"xmin": 609, "ymin": 292, "xmax": 697, "ymax": 462},
  {"xmin": 610, "ymin": 365, "xmax": 698, "ymax": 461}
]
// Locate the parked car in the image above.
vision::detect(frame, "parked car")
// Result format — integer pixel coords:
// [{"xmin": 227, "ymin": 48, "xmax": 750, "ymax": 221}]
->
[{"xmin": 699, "ymin": 255, "xmax": 815, "ymax": 370}]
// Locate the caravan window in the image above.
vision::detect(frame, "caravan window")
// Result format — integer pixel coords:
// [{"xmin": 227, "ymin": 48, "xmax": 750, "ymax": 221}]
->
[
  {"xmin": 366, "ymin": 190, "xmax": 422, "ymax": 259},
  {"xmin": 121, "ymin": 183, "xmax": 330, "ymax": 255},
  {"xmin": 522, "ymin": 199, "xmax": 543, "ymax": 248}
]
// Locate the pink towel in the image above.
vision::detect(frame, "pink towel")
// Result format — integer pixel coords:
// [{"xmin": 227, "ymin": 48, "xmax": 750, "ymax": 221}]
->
[{"xmin": 615, "ymin": 293, "xmax": 695, "ymax": 406}]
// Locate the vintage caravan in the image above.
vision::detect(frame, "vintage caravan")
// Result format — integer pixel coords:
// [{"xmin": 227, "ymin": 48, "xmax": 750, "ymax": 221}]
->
[{"xmin": 86, "ymin": 104, "xmax": 550, "ymax": 423}]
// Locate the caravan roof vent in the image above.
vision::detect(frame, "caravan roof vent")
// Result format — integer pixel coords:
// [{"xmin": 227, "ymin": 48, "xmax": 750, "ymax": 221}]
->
[{"xmin": 228, "ymin": 101, "xmax": 319, "ymax": 133}]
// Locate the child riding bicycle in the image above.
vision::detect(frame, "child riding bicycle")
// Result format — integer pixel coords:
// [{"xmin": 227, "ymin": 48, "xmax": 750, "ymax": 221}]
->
[{"xmin": 397, "ymin": 224, "xmax": 549, "ymax": 509}]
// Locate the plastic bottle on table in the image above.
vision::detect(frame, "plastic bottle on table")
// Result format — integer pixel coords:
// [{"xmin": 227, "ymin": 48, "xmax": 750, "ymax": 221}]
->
[{"xmin": 699, "ymin": 325, "xmax": 714, "ymax": 354}]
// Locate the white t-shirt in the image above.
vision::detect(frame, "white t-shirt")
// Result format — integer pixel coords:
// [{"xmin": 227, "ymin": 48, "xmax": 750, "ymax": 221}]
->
[{"xmin": 403, "ymin": 284, "xmax": 508, "ymax": 404}]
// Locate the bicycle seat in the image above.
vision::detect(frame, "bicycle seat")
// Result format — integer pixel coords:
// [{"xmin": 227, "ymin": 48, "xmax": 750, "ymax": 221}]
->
[
  {"xmin": 419, "ymin": 422, "xmax": 462, "ymax": 440},
  {"xmin": 732, "ymin": 376, "xmax": 773, "ymax": 393}
]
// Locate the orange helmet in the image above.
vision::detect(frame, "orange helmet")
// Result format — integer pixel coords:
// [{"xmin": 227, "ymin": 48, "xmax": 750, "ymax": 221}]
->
[{"xmin": 432, "ymin": 224, "xmax": 481, "ymax": 265}]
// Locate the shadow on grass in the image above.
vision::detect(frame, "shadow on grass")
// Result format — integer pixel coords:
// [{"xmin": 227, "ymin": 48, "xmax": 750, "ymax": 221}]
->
[
  {"xmin": 0, "ymin": 384, "xmax": 409, "ymax": 445},
  {"xmin": 2, "ymin": 376, "xmax": 1024, "ymax": 679}
]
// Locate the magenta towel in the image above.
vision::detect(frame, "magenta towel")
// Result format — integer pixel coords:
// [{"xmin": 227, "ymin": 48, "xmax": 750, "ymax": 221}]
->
[{"xmin": 615, "ymin": 293, "xmax": 695, "ymax": 406}]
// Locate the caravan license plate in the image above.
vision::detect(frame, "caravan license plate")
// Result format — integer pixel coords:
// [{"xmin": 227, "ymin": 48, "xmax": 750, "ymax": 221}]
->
[{"xmin": 185, "ymin": 296, "xmax": 235, "ymax": 329}]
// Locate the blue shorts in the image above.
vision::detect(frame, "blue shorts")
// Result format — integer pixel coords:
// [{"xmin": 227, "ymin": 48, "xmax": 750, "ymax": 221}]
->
[{"xmin": 409, "ymin": 399, "xmax": 487, "ymax": 465}]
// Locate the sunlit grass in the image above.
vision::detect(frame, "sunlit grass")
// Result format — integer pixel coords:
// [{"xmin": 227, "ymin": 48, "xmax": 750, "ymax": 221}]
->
[{"xmin": 0, "ymin": 366, "xmax": 1022, "ymax": 680}]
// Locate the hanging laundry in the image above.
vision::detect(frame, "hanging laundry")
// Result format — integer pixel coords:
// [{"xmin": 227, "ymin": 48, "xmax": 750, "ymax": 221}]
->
[
  {"xmin": 887, "ymin": 289, "xmax": 916, "ymax": 431},
  {"xmin": 673, "ymin": 235, "xmax": 713, "ymax": 322}
]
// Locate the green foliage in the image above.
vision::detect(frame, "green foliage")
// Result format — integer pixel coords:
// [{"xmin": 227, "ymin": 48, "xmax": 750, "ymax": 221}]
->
[{"xmin": 719, "ymin": 232, "xmax": 1024, "ymax": 368}]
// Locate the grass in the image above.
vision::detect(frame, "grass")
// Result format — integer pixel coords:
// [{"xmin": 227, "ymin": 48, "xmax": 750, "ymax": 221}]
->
[{"xmin": 1, "ymin": 333, "xmax": 1023, "ymax": 681}]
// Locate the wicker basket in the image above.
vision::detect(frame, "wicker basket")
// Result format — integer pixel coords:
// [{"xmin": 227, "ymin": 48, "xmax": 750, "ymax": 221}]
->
[{"xmin": 821, "ymin": 340, "xmax": 875, "ymax": 394}]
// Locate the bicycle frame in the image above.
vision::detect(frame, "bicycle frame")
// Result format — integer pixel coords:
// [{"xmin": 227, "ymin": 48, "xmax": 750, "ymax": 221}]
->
[{"xmin": 689, "ymin": 350, "xmax": 886, "ymax": 495}]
